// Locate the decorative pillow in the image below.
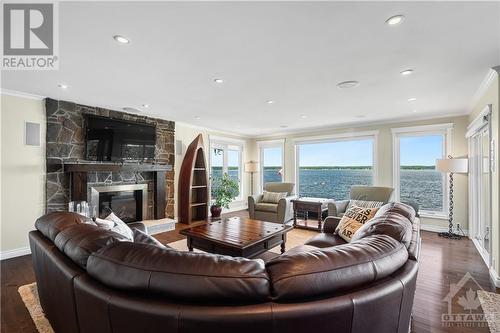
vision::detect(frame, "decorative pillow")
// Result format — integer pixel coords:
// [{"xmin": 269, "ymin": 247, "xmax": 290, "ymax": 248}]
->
[
  {"xmin": 335, "ymin": 205, "xmax": 379, "ymax": 242},
  {"xmin": 347, "ymin": 200, "xmax": 384, "ymax": 210},
  {"xmin": 105, "ymin": 212, "xmax": 133, "ymax": 240},
  {"xmin": 94, "ymin": 217, "xmax": 114, "ymax": 230},
  {"xmin": 133, "ymin": 228, "xmax": 172, "ymax": 249},
  {"xmin": 262, "ymin": 191, "xmax": 287, "ymax": 204}
]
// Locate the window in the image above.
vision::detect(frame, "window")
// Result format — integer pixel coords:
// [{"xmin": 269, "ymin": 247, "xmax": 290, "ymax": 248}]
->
[
  {"xmin": 209, "ymin": 137, "xmax": 243, "ymax": 201},
  {"xmin": 392, "ymin": 124, "xmax": 452, "ymax": 216},
  {"xmin": 295, "ymin": 133, "xmax": 376, "ymax": 200},
  {"xmin": 258, "ymin": 140, "xmax": 284, "ymax": 190}
]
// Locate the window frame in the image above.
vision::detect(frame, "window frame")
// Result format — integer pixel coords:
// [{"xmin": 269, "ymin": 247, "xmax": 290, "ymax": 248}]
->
[
  {"xmin": 391, "ymin": 123, "xmax": 453, "ymax": 219},
  {"xmin": 257, "ymin": 139, "xmax": 285, "ymax": 191},
  {"xmin": 293, "ymin": 131, "xmax": 379, "ymax": 199},
  {"xmin": 209, "ymin": 136, "xmax": 244, "ymax": 202}
]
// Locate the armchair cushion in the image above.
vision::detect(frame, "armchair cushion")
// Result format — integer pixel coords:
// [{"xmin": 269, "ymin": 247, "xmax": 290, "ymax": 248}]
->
[
  {"xmin": 327, "ymin": 200, "xmax": 349, "ymax": 217},
  {"xmin": 263, "ymin": 182, "xmax": 295, "ymax": 196},
  {"xmin": 255, "ymin": 202, "xmax": 279, "ymax": 213},
  {"xmin": 347, "ymin": 200, "xmax": 384, "ymax": 210},
  {"xmin": 262, "ymin": 191, "xmax": 287, "ymax": 204}
]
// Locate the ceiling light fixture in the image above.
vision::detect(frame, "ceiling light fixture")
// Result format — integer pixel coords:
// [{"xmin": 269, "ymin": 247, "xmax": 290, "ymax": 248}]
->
[
  {"xmin": 337, "ymin": 81, "xmax": 360, "ymax": 89},
  {"xmin": 194, "ymin": 116, "xmax": 201, "ymax": 120},
  {"xmin": 57, "ymin": 84, "xmax": 68, "ymax": 89},
  {"xmin": 142, "ymin": 104, "xmax": 149, "ymax": 108},
  {"xmin": 300, "ymin": 114, "xmax": 308, "ymax": 119},
  {"xmin": 280, "ymin": 125, "xmax": 288, "ymax": 128},
  {"xmin": 266, "ymin": 100, "xmax": 275, "ymax": 104},
  {"xmin": 408, "ymin": 97, "xmax": 417, "ymax": 102},
  {"xmin": 113, "ymin": 35, "xmax": 130, "ymax": 44},
  {"xmin": 413, "ymin": 110, "xmax": 418, "ymax": 113},
  {"xmin": 214, "ymin": 78, "xmax": 224, "ymax": 84},
  {"xmin": 386, "ymin": 15, "xmax": 405, "ymax": 26},
  {"xmin": 400, "ymin": 69, "xmax": 414, "ymax": 76}
]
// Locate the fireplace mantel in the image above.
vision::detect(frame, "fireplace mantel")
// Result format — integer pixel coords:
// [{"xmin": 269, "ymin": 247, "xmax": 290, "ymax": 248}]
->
[{"xmin": 59, "ymin": 161, "xmax": 172, "ymax": 219}]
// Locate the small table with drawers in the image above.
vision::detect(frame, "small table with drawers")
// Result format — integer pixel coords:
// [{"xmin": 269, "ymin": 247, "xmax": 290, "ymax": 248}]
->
[{"xmin": 291, "ymin": 197, "xmax": 334, "ymax": 231}]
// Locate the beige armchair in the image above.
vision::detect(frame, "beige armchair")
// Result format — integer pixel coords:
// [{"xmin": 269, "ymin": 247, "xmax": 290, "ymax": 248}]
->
[
  {"xmin": 248, "ymin": 182, "xmax": 297, "ymax": 224},
  {"xmin": 328, "ymin": 185, "xmax": 394, "ymax": 218}
]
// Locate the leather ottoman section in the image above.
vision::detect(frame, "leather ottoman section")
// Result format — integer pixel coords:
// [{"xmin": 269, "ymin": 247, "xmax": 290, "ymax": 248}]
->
[
  {"xmin": 304, "ymin": 233, "xmax": 347, "ymax": 248},
  {"xmin": 178, "ymin": 303, "xmax": 273, "ymax": 333},
  {"xmin": 350, "ymin": 276, "xmax": 404, "ymax": 333},
  {"xmin": 29, "ymin": 231, "xmax": 84, "ymax": 333},
  {"xmin": 271, "ymin": 294, "xmax": 353, "ymax": 333}
]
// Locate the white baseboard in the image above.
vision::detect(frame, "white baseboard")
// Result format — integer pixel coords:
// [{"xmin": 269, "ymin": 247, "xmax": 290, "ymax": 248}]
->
[
  {"xmin": 420, "ymin": 224, "xmax": 469, "ymax": 236},
  {"xmin": 489, "ymin": 266, "xmax": 500, "ymax": 288},
  {"xmin": 0, "ymin": 247, "xmax": 31, "ymax": 260}
]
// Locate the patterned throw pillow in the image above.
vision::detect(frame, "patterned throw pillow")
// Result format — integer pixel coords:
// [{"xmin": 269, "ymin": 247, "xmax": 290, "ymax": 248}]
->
[
  {"xmin": 105, "ymin": 212, "xmax": 133, "ymax": 240},
  {"xmin": 262, "ymin": 191, "xmax": 287, "ymax": 204},
  {"xmin": 347, "ymin": 200, "xmax": 384, "ymax": 210},
  {"xmin": 336, "ymin": 205, "xmax": 379, "ymax": 242},
  {"xmin": 133, "ymin": 228, "xmax": 171, "ymax": 249}
]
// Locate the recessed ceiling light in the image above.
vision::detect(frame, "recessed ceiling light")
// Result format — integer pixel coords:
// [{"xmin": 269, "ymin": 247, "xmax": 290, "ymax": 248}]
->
[
  {"xmin": 123, "ymin": 107, "xmax": 141, "ymax": 113},
  {"xmin": 355, "ymin": 115, "xmax": 366, "ymax": 119},
  {"xmin": 280, "ymin": 125, "xmax": 288, "ymax": 128},
  {"xmin": 142, "ymin": 104, "xmax": 149, "ymax": 108},
  {"xmin": 337, "ymin": 81, "xmax": 360, "ymax": 89},
  {"xmin": 400, "ymin": 69, "xmax": 414, "ymax": 76},
  {"xmin": 386, "ymin": 15, "xmax": 405, "ymax": 26},
  {"xmin": 194, "ymin": 116, "xmax": 201, "ymax": 120},
  {"xmin": 57, "ymin": 83, "xmax": 68, "ymax": 89},
  {"xmin": 214, "ymin": 78, "xmax": 224, "ymax": 84},
  {"xmin": 300, "ymin": 114, "xmax": 308, "ymax": 119},
  {"xmin": 412, "ymin": 110, "xmax": 418, "ymax": 113},
  {"xmin": 113, "ymin": 35, "xmax": 130, "ymax": 44},
  {"xmin": 267, "ymin": 100, "xmax": 275, "ymax": 104},
  {"xmin": 408, "ymin": 97, "xmax": 417, "ymax": 102}
]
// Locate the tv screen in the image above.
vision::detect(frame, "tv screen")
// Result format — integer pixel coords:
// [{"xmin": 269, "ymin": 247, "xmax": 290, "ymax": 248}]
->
[{"xmin": 85, "ymin": 115, "xmax": 156, "ymax": 162}]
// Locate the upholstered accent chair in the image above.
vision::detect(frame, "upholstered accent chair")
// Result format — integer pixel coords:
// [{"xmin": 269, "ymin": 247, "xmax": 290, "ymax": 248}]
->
[
  {"xmin": 328, "ymin": 185, "xmax": 394, "ymax": 218},
  {"xmin": 248, "ymin": 182, "xmax": 297, "ymax": 224}
]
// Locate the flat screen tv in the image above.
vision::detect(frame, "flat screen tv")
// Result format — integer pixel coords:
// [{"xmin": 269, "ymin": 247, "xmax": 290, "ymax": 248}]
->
[{"xmin": 85, "ymin": 115, "xmax": 156, "ymax": 162}]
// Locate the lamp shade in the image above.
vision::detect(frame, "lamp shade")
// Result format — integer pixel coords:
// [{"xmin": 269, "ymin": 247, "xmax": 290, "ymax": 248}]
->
[
  {"xmin": 435, "ymin": 158, "xmax": 468, "ymax": 173},
  {"xmin": 245, "ymin": 161, "xmax": 259, "ymax": 173}
]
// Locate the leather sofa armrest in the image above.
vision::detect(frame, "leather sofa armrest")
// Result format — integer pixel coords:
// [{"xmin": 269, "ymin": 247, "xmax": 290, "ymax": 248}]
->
[
  {"xmin": 323, "ymin": 216, "xmax": 341, "ymax": 234},
  {"xmin": 128, "ymin": 222, "xmax": 147, "ymax": 234},
  {"xmin": 248, "ymin": 194, "xmax": 263, "ymax": 219},
  {"xmin": 277, "ymin": 195, "xmax": 298, "ymax": 224},
  {"xmin": 327, "ymin": 200, "xmax": 349, "ymax": 217}
]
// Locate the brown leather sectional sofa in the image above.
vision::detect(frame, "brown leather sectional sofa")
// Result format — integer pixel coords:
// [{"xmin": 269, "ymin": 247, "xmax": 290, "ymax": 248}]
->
[{"xmin": 29, "ymin": 202, "xmax": 420, "ymax": 333}]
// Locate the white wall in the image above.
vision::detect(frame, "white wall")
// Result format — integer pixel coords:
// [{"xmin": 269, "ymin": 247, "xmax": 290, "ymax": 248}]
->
[
  {"xmin": 1, "ymin": 93, "xmax": 46, "ymax": 259},
  {"xmin": 251, "ymin": 116, "xmax": 470, "ymax": 232},
  {"xmin": 174, "ymin": 122, "xmax": 255, "ymax": 219}
]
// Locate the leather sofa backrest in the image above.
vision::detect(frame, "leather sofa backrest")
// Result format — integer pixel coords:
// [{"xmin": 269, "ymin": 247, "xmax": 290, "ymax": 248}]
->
[
  {"xmin": 35, "ymin": 211, "xmax": 94, "ymax": 242},
  {"xmin": 264, "ymin": 182, "xmax": 295, "ymax": 196},
  {"xmin": 87, "ymin": 241, "xmax": 271, "ymax": 302},
  {"xmin": 351, "ymin": 214, "xmax": 413, "ymax": 247},
  {"xmin": 266, "ymin": 234, "xmax": 408, "ymax": 301},
  {"xmin": 54, "ymin": 223, "xmax": 129, "ymax": 268},
  {"xmin": 375, "ymin": 202, "xmax": 416, "ymax": 222}
]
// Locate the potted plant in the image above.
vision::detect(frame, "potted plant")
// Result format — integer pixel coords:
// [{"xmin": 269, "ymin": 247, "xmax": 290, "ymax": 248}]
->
[{"xmin": 210, "ymin": 173, "xmax": 239, "ymax": 218}]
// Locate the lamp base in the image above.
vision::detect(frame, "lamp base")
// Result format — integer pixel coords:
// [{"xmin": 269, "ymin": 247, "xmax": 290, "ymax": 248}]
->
[{"xmin": 438, "ymin": 231, "xmax": 462, "ymax": 240}]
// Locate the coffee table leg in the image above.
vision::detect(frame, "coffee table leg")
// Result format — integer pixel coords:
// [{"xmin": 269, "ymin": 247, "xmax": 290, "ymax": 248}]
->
[
  {"xmin": 281, "ymin": 234, "xmax": 286, "ymax": 254},
  {"xmin": 293, "ymin": 207, "xmax": 297, "ymax": 228},
  {"xmin": 187, "ymin": 237, "xmax": 193, "ymax": 251}
]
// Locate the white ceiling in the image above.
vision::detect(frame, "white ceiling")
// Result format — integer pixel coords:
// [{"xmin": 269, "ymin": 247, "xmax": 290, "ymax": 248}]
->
[{"xmin": 2, "ymin": 1, "xmax": 500, "ymax": 137}]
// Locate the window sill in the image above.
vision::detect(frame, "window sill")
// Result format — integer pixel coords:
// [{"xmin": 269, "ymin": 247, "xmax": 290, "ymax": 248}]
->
[{"xmin": 419, "ymin": 212, "xmax": 448, "ymax": 220}]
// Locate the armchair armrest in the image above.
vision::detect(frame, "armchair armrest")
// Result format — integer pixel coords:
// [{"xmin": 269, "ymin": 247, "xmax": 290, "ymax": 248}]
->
[
  {"xmin": 327, "ymin": 200, "xmax": 349, "ymax": 217},
  {"xmin": 277, "ymin": 195, "xmax": 298, "ymax": 223},
  {"xmin": 323, "ymin": 216, "xmax": 341, "ymax": 234},
  {"xmin": 248, "ymin": 194, "xmax": 263, "ymax": 219}
]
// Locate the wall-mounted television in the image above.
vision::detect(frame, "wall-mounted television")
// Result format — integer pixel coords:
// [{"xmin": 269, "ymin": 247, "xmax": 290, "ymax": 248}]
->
[{"xmin": 85, "ymin": 115, "xmax": 156, "ymax": 162}]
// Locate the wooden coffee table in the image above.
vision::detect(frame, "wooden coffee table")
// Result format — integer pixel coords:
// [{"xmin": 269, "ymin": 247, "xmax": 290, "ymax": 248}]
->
[
  {"xmin": 180, "ymin": 217, "xmax": 293, "ymax": 258},
  {"xmin": 291, "ymin": 197, "xmax": 334, "ymax": 231}
]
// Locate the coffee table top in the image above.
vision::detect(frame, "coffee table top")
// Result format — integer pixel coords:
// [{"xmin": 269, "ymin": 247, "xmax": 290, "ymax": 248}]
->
[{"xmin": 180, "ymin": 217, "xmax": 292, "ymax": 249}]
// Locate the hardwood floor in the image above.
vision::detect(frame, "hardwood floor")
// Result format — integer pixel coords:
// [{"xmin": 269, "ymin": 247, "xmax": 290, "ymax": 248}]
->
[{"xmin": 1, "ymin": 210, "xmax": 498, "ymax": 333}]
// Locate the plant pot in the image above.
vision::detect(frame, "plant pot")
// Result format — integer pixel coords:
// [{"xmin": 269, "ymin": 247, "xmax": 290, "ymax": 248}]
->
[{"xmin": 210, "ymin": 205, "xmax": 222, "ymax": 218}]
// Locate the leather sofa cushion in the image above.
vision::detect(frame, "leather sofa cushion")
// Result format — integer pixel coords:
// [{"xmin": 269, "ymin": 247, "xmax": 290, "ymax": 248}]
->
[
  {"xmin": 35, "ymin": 212, "xmax": 95, "ymax": 242},
  {"xmin": 54, "ymin": 223, "xmax": 129, "ymax": 268},
  {"xmin": 266, "ymin": 235, "xmax": 408, "ymax": 301},
  {"xmin": 351, "ymin": 214, "xmax": 413, "ymax": 248},
  {"xmin": 408, "ymin": 217, "xmax": 421, "ymax": 260},
  {"xmin": 255, "ymin": 202, "xmax": 278, "ymax": 212},
  {"xmin": 87, "ymin": 242, "xmax": 270, "ymax": 302},
  {"xmin": 304, "ymin": 233, "xmax": 347, "ymax": 248},
  {"xmin": 375, "ymin": 202, "xmax": 416, "ymax": 222}
]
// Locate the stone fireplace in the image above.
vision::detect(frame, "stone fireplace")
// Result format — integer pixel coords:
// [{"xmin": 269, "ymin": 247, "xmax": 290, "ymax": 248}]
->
[
  {"xmin": 45, "ymin": 98, "xmax": 175, "ymax": 220},
  {"xmin": 90, "ymin": 184, "xmax": 148, "ymax": 223}
]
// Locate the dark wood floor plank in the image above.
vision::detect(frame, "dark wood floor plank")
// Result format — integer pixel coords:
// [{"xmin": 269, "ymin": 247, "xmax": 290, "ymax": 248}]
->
[{"xmin": 1, "ymin": 210, "xmax": 498, "ymax": 333}]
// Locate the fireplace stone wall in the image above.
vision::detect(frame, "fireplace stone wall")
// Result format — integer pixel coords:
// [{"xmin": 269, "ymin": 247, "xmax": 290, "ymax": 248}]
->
[{"xmin": 45, "ymin": 98, "xmax": 175, "ymax": 218}]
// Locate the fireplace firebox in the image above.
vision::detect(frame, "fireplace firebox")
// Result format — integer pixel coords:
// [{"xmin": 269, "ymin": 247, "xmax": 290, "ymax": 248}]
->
[{"xmin": 90, "ymin": 184, "xmax": 148, "ymax": 222}]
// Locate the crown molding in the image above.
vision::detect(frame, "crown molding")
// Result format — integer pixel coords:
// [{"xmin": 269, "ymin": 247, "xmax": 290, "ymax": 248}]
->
[
  {"xmin": 468, "ymin": 68, "xmax": 499, "ymax": 112},
  {"xmin": 1, "ymin": 89, "xmax": 45, "ymax": 101}
]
